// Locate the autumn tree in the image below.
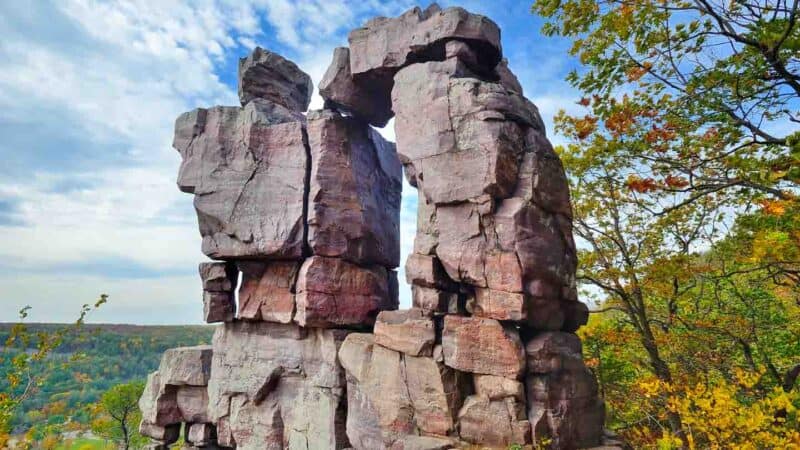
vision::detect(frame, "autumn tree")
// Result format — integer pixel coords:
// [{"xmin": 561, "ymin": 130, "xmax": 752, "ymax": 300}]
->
[
  {"xmin": 0, "ymin": 296, "xmax": 107, "ymax": 448},
  {"xmin": 531, "ymin": 0, "xmax": 799, "ymax": 446},
  {"xmin": 91, "ymin": 381, "xmax": 146, "ymax": 450}
]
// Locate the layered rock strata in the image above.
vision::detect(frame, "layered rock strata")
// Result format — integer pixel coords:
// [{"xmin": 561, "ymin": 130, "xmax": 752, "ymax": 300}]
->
[{"xmin": 141, "ymin": 4, "xmax": 611, "ymax": 449}]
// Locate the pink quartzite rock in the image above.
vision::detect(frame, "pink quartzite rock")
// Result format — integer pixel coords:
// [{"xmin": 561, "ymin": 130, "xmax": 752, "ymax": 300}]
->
[
  {"xmin": 139, "ymin": 372, "xmax": 181, "ymax": 426},
  {"xmin": 319, "ymin": 47, "xmax": 393, "ymax": 127},
  {"xmin": 139, "ymin": 421, "xmax": 180, "ymax": 444},
  {"xmin": 295, "ymin": 256, "xmax": 397, "ymax": 328},
  {"xmin": 199, "ymin": 262, "xmax": 238, "ymax": 292},
  {"xmin": 473, "ymin": 374, "xmax": 525, "ymax": 402},
  {"xmin": 199, "ymin": 262, "xmax": 237, "ymax": 323},
  {"xmin": 237, "ymin": 261, "xmax": 300, "ymax": 323},
  {"xmin": 526, "ymin": 368, "xmax": 605, "ymax": 449},
  {"xmin": 306, "ymin": 110, "xmax": 402, "ymax": 267},
  {"xmin": 457, "ymin": 394, "xmax": 530, "ymax": 446},
  {"xmin": 404, "ymin": 254, "xmax": 456, "ymax": 291},
  {"xmin": 374, "ymin": 308, "xmax": 435, "ymax": 356},
  {"xmin": 159, "ymin": 345, "xmax": 212, "ymax": 386},
  {"xmin": 238, "ymin": 47, "xmax": 313, "ymax": 112},
  {"xmin": 525, "ymin": 332, "xmax": 585, "ymax": 374},
  {"xmin": 441, "ymin": 315, "xmax": 525, "ymax": 379},
  {"xmin": 338, "ymin": 333, "xmax": 468, "ymax": 449},
  {"xmin": 203, "ymin": 291, "xmax": 235, "ymax": 323},
  {"xmin": 411, "ymin": 286, "xmax": 459, "ymax": 315},
  {"xmin": 348, "ymin": 5, "xmax": 501, "ymax": 79},
  {"xmin": 186, "ymin": 423, "xmax": 215, "ymax": 447},
  {"xmin": 207, "ymin": 321, "xmax": 350, "ymax": 450},
  {"xmin": 174, "ymin": 100, "xmax": 307, "ymax": 260},
  {"xmin": 176, "ymin": 386, "xmax": 209, "ymax": 423},
  {"xmin": 469, "ymin": 288, "xmax": 527, "ymax": 322}
]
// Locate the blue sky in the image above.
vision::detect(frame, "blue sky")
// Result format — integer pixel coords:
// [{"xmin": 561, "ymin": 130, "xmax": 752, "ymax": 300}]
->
[{"xmin": 0, "ymin": 0, "xmax": 582, "ymax": 324}]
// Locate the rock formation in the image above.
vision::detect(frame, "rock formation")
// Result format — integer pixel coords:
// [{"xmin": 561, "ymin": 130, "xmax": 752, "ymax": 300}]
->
[{"xmin": 140, "ymin": 4, "xmax": 617, "ymax": 449}]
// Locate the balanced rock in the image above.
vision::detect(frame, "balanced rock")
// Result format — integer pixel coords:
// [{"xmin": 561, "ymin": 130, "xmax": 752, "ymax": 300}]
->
[
  {"xmin": 319, "ymin": 47, "xmax": 393, "ymax": 127},
  {"xmin": 349, "ymin": 5, "xmax": 501, "ymax": 79},
  {"xmin": 238, "ymin": 47, "xmax": 313, "ymax": 112},
  {"xmin": 174, "ymin": 101, "xmax": 308, "ymax": 260},
  {"xmin": 306, "ymin": 110, "xmax": 402, "ymax": 267}
]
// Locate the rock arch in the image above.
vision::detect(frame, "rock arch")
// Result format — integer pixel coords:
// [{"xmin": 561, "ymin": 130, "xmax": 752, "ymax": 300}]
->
[{"xmin": 139, "ymin": 4, "xmax": 613, "ymax": 450}]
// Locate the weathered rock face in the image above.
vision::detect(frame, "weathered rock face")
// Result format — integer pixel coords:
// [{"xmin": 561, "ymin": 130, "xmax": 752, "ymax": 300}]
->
[
  {"xmin": 174, "ymin": 101, "xmax": 308, "ymax": 260},
  {"xmin": 208, "ymin": 321, "xmax": 349, "ymax": 450},
  {"xmin": 441, "ymin": 315, "xmax": 525, "ymax": 379},
  {"xmin": 306, "ymin": 110, "xmax": 402, "ymax": 268},
  {"xmin": 238, "ymin": 47, "xmax": 313, "ymax": 112},
  {"xmin": 295, "ymin": 256, "xmax": 398, "ymax": 328},
  {"xmin": 237, "ymin": 261, "xmax": 299, "ymax": 323},
  {"xmin": 147, "ymin": 5, "xmax": 610, "ymax": 449},
  {"xmin": 338, "ymin": 333, "xmax": 469, "ymax": 449}
]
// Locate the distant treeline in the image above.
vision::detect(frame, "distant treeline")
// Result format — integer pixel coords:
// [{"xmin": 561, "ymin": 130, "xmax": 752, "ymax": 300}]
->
[{"xmin": 0, "ymin": 323, "xmax": 215, "ymax": 433}]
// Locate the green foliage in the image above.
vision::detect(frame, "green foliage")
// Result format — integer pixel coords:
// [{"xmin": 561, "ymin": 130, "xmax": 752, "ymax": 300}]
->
[
  {"xmin": 532, "ymin": 0, "xmax": 799, "ymax": 446},
  {"xmin": 0, "ymin": 297, "xmax": 107, "ymax": 448},
  {"xmin": 91, "ymin": 381, "xmax": 146, "ymax": 450},
  {"xmin": 0, "ymin": 323, "xmax": 213, "ymax": 440}
]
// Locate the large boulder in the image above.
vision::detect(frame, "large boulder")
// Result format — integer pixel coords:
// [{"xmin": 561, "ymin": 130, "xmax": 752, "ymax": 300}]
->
[
  {"xmin": 159, "ymin": 346, "xmax": 213, "ymax": 386},
  {"xmin": 349, "ymin": 5, "xmax": 501, "ymax": 79},
  {"xmin": 319, "ymin": 47, "xmax": 393, "ymax": 127},
  {"xmin": 174, "ymin": 100, "xmax": 307, "ymax": 260},
  {"xmin": 338, "ymin": 333, "xmax": 468, "ymax": 449},
  {"xmin": 306, "ymin": 110, "xmax": 402, "ymax": 267},
  {"xmin": 238, "ymin": 47, "xmax": 313, "ymax": 112},
  {"xmin": 373, "ymin": 308, "xmax": 435, "ymax": 357},
  {"xmin": 207, "ymin": 321, "xmax": 350, "ymax": 450}
]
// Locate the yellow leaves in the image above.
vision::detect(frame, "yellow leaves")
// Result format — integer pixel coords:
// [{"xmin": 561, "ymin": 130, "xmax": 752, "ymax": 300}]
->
[
  {"xmin": 759, "ymin": 199, "xmax": 789, "ymax": 216},
  {"xmin": 664, "ymin": 371, "xmax": 800, "ymax": 449}
]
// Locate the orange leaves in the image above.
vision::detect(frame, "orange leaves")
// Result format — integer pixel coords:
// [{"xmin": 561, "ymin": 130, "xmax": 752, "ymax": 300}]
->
[
  {"xmin": 758, "ymin": 199, "xmax": 788, "ymax": 216},
  {"xmin": 626, "ymin": 61, "xmax": 653, "ymax": 82},
  {"xmin": 574, "ymin": 114, "xmax": 599, "ymax": 139},
  {"xmin": 665, "ymin": 175, "xmax": 689, "ymax": 189},
  {"xmin": 626, "ymin": 175, "xmax": 659, "ymax": 192}
]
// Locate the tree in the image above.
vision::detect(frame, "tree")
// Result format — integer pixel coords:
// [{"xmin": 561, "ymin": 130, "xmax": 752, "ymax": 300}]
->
[
  {"xmin": 91, "ymin": 381, "xmax": 146, "ymax": 450},
  {"xmin": 533, "ymin": 0, "xmax": 799, "ymax": 210},
  {"xmin": 0, "ymin": 296, "xmax": 107, "ymax": 448},
  {"xmin": 531, "ymin": 0, "xmax": 800, "ymax": 446}
]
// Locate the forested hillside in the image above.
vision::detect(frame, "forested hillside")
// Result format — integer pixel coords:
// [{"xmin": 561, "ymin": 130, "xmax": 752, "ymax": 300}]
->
[{"xmin": 0, "ymin": 324, "xmax": 214, "ymax": 435}]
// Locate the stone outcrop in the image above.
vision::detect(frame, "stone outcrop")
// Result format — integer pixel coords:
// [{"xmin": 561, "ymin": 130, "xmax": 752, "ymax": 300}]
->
[{"xmin": 143, "ymin": 4, "xmax": 610, "ymax": 449}]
